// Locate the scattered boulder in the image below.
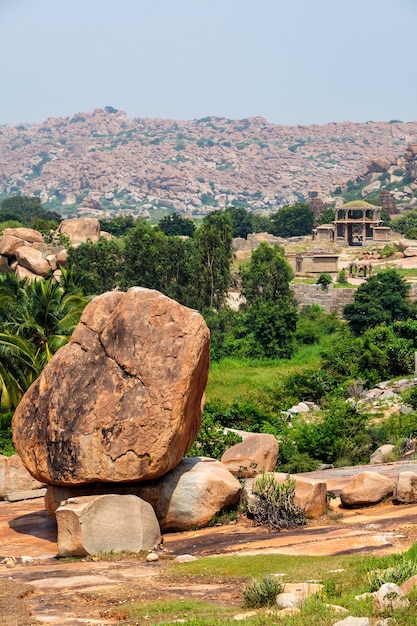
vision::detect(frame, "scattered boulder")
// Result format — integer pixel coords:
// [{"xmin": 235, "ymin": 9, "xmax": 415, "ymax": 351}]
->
[
  {"xmin": 340, "ymin": 472, "xmax": 395, "ymax": 508},
  {"xmin": 221, "ymin": 434, "xmax": 279, "ymax": 478},
  {"xmin": 369, "ymin": 444, "xmax": 395, "ymax": 464},
  {"xmin": 57, "ymin": 217, "xmax": 101, "ymax": 246},
  {"xmin": 400, "ymin": 573, "xmax": 417, "ymax": 594},
  {"xmin": 393, "ymin": 471, "xmax": 417, "ymax": 503},
  {"xmin": 2, "ymin": 227, "xmax": 44, "ymax": 244},
  {"xmin": 0, "ymin": 454, "xmax": 44, "ymax": 497},
  {"xmin": 56, "ymin": 494, "xmax": 161, "ymax": 557},
  {"xmin": 276, "ymin": 582, "xmax": 323, "ymax": 608},
  {"xmin": 373, "ymin": 582, "xmax": 409, "ymax": 610},
  {"xmin": 14, "ymin": 247, "xmax": 51, "ymax": 276},
  {"xmin": 46, "ymin": 458, "xmax": 242, "ymax": 531},
  {"xmin": 12, "ymin": 288, "xmax": 210, "ymax": 485}
]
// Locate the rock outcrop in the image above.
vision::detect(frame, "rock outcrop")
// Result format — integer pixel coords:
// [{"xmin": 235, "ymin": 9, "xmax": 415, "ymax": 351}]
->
[
  {"xmin": 57, "ymin": 217, "xmax": 101, "ymax": 246},
  {"xmin": 12, "ymin": 288, "xmax": 210, "ymax": 485},
  {"xmin": 1, "ymin": 109, "xmax": 417, "ymax": 216},
  {"xmin": 56, "ymin": 494, "xmax": 161, "ymax": 557},
  {"xmin": 221, "ymin": 433, "xmax": 279, "ymax": 478}
]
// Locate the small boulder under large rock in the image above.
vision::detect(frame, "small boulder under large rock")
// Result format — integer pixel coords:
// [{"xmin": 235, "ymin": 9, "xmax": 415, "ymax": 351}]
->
[
  {"xmin": 340, "ymin": 472, "xmax": 395, "ymax": 507},
  {"xmin": 14, "ymin": 247, "xmax": 51, "ymax": 276},
  {"xmin": 12, "ymin": 288, "xmax": 210, "ymax": 485},
  {"xmin": 221, "ymin": 433, "xmax": 279, "ymax": 478},
  {"xmin": 56, "ymin": 494, "xmax": 161, "ymax": 557},
  {"xmin": 46, "ymin": 457, "xmax": 242, "ymax": 532}
]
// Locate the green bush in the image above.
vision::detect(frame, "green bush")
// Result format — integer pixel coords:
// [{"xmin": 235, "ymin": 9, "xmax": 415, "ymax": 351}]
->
[
  {"xmin": 336, "ymin": 269, "xmax": 348, "ymax": 284},
  {"xmin": 247, "ymin": 473, "xmax": 306, "ymax": 531},
  {"xmin": 242, "ymin": 576, "xmax": 283, "ymax": 608}
]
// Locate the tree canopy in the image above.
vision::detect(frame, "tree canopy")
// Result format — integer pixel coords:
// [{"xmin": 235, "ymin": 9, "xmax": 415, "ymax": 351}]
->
[
  {"xmin": 157, "ymin": 213, "xmax": 196, "ymax": 237},
  {"xmin": 269, "ymin": 203, "xmax": 314, "ymax": 238},
  {"xmin": 0, "ymin": 195, "xmax": 61, "ymax": 227},
  {"xmin": 343, "ymin": 269, "xmax": 416, "ymax": 335}
]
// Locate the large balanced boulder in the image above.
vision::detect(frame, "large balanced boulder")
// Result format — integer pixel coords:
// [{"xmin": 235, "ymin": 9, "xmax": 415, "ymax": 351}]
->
[
  {"xmin": 12, "ymin": 288, "xmax": 210, "ymax": 485},
  {"xmin": 340, "ymin": 472, "xmax": 395, "ymax": 507},
  {"xmin": 56, "ymin": 494, "xmax": 161, "ymax": 557},
  {"xmin": 221, "ymin": 433, "xmax": 279, "ymax": 478},
  {"xmin": 46, "ymin": 458, "xmax": 242, "ymax": 531}
]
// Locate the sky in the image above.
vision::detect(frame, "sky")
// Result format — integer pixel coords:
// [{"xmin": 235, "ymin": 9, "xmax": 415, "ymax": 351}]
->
[{"xmin": 1, "ymin": 0, "xmax": 416, "ymax": 127}]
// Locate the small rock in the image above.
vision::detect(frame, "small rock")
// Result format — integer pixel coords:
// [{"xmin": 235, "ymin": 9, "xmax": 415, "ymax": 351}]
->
[
  {"xmin": 276, "ymin": 592, "xmax": 302, "ymax": 608},
  {"xmin": 324, "ymin": 603, "xmax": 348, "ymax": 613},
  {"xmin": 374, "ymin": 582, "xmax": 409, "ymax": 610},
  {"xmin": 146, "ymin": 552, "xmax": 159, "ymax": 563},
  {"xmin": 174, "ymin": 554, "xmax": 197, "ymax": 563},
  {"xmin": 332, "ymin": 618, "xmax": 370, "ymax": 626},
  {"xmin": 233, "ymin": 611, "xmax": 258, "ymax": 620}
]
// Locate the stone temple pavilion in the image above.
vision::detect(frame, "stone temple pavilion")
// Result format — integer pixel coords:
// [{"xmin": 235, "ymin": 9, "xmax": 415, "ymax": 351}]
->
[{"xmin": 313, "ymin": 200, "xmax": 391, "ymax": 246}]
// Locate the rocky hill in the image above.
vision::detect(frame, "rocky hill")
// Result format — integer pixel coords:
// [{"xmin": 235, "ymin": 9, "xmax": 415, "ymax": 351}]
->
[{"xmin": 1, "ymin": 107, "xmax": 417, "ymax": 219}]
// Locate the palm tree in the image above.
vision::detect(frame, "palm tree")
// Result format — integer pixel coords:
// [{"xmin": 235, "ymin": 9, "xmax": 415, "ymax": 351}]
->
[{"xmin": 0, "ymin": 273, "xmax": 90, "ymax": 409}]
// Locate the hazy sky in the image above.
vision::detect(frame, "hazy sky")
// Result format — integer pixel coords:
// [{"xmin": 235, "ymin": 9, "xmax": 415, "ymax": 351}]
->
[{"xmin": 1, "ymin": 0, "xmax": 416, "ymax": 126}]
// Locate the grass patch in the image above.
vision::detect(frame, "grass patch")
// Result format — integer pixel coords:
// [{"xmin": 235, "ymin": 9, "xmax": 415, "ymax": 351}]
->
[
  {"xmin": 106, "ymin": 548, "xmax": 417, "ymax": 625},
  {"xmin": 206, "ymin": 343, "xmax": 324, "ymax": 405}
]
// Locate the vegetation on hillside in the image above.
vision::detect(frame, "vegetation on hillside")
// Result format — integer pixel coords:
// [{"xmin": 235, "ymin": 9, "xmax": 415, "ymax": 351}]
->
[{"xmin": 2, "ymin": 197, "xmax": 417, "ymax": 473}]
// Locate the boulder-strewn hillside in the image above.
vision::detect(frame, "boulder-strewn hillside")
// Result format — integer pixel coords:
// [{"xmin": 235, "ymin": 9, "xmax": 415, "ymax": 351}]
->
[{"xmin": 1, "ymin": 107, "xmax": 417, "ymax": 218}]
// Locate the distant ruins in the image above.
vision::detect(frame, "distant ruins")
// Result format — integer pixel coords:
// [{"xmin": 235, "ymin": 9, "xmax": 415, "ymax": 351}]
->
[{"xmin": 313, "ymin": 200, "xmax": 391, "ymax": 246}]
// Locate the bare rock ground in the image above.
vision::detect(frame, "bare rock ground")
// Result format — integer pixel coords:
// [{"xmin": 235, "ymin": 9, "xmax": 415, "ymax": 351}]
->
[{"xmin": 1, "ymin": 461, "xmax": 417, "ymax": 624}]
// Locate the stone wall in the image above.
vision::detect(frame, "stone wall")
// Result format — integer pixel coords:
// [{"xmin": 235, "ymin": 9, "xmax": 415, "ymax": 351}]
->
[{"xmin": 292, "ymin": 284, "xmax": 356, "ymax": 315}]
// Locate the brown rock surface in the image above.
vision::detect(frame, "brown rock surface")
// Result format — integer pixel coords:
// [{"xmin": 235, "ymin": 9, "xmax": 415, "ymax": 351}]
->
[
  {"xmin": 57, "ymin": 217, "xmax": 101, "ymax": 245},
  {"xmin": 393, "ymin": 471, "xmax": 417, "ymax": 503},
  {"xmin": 221, "ymin": 433, "xmax": 279, "ymax": 478},
  {"xmin": 14, "ymin": 246, "xmax": 51, "ymax": 276},
  {"xmin": 340, "ymin": 471, "xmax": 395, "ymax": 507},
  {"xmin": 1, "ymin": 227, "xmax": 44, "ymax": 244},
  {"xmin": 12, "ymin": 288, "xmax": 210, "ymax": 485},
  {"xmin": 0, "ymin": 454, "xmax": 44, "ymax": 497}
]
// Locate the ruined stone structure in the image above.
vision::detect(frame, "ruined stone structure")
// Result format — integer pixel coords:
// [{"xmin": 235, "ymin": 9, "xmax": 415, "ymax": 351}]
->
[
  {"xmin": 286, "ymin": 253, "xmax": 338, "ymax": 276},
  {"xmin": 313, "ymin": 200, "xmax": 391, "ymax": 245},
  {"xmin": 292, "ymin": 283, "xmax": 355, "ymax": 315}
]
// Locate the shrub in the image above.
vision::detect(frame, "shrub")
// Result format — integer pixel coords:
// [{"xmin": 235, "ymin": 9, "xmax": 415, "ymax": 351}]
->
[
  {"xmin": 247, "ymin": 473, "xmax": 306, "ymax": 531},
  {"xmin": 242, "ymin": 576, "xmax": 283, "ymax": 608},
  {"xmin": 336, "ymin": 269, "xmax": 348, "ymax": 284},
  {"xmin": 367, "ymin": 558, "xmax": 417, "ymax": 592},
  {"xmin": 316, "ymin": 273, "xmax": 332, "ymax": 290}
]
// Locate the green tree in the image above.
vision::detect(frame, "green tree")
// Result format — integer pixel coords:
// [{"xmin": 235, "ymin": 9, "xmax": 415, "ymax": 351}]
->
[
  {"xmin": 240, "ymin": 243, "xmax": 294, "ymax": 304},
  {"xmin": 239, "ymin": 243, "xmax": 298, "ymax": 358},
  {"xmin": 391, "ymin": 210, "xmax": 417, "ymax": 236},
  {"xmin": 343, "ymin": 269, "xmax": 416, "ymax": 335},
  {"xmin": 0, "ymin": 195, "xmax": 61, "ymax": 227},
  {"xmin": 0, "ymin": 275, "xmax": 88, "ymax": 409},
  {"xmin": 317, "ymin": 207, "xmax": 335, "ymax": 225},
  {"xmin": 157, "ymin": 213, "xmax": 196, "ymax": 237},
  {"xmin": 225, "ymin": 206, "xmax": 254, "ymax": 239},
  {"xmin": 269, "ymin": 203, "xmax": 314, "ymax": 238},
  {"xmin": 68, "ymin": 237, "xmax": 123, "ymax": 293},
  {"xmin": 193, "ymin": 211, "xmax": 234, "ymax": 310},
  {"xmin": 99, "ymin": 215, "xmax": 136, "ymax": 237}
]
